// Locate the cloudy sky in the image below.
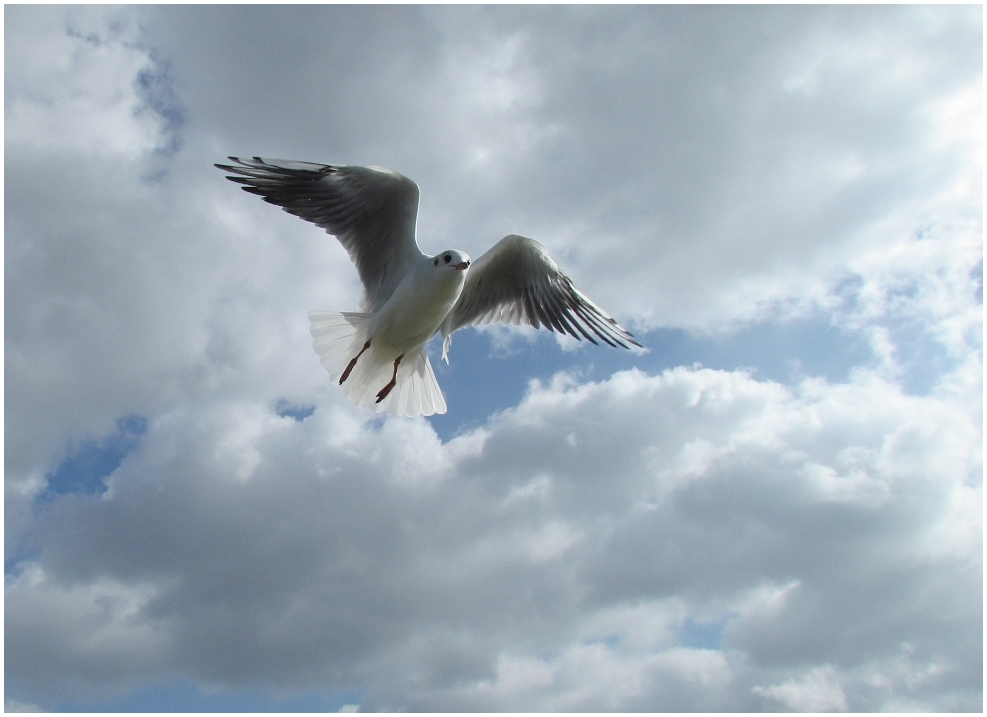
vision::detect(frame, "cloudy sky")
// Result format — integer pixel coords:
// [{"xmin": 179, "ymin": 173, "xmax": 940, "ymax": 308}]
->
[{"xmin": 4, "ymin": 4, "xmax": 982, "ymax": 712}]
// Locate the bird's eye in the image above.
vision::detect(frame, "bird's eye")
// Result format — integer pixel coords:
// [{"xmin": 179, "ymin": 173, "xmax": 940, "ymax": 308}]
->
[{"xmin": 443, "ymin": 254, "xmax": 451, "ymax": 263}]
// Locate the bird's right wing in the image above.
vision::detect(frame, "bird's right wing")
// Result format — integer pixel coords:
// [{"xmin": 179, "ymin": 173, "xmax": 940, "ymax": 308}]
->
[
  {"xmin": 441, "ymin": 234, "xmax": 640, "ymax": 360},
  {"xmin": 216, "ymin": 157, "xmax": 422, "ymax": 311}
]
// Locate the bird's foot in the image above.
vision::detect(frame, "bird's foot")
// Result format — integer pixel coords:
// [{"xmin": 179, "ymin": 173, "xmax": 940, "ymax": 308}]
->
[
  {"xmin": 375, "ymin": 354, "xmax": 404, "ymax": 404},
  {"xmin": 340, "ymin": 340, "xmax": 371, "ymax": 385}
]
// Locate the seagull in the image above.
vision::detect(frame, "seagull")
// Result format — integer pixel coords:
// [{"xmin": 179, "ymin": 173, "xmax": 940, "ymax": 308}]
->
[{"xmin": 215, "ymin": 157, "xmax": 641, "ymax": 417}]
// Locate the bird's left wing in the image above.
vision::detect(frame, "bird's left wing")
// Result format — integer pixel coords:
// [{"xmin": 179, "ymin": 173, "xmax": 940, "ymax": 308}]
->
[
  {"xmin": 215, "ymin": 157, "xmax": 422, "ymax": 312},
  {"xmin": 440, "ymin": 234, "xmax": 640, "ymax": 360}
]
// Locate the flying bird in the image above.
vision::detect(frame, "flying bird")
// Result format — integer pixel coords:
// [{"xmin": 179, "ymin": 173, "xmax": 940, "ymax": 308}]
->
[{"xmin": 215, "ymin": 157, "xmax": 640, "ymax": 417}]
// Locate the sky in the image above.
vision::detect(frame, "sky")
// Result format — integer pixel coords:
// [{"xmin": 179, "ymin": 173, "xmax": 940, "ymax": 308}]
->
[{"xmin": 4, "ymin": 4, "xmax": 982, "ymax": 712}]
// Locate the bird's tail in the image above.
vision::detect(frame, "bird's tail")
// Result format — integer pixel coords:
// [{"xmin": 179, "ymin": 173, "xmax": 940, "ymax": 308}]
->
[
  {"xmin": 309, "ymin": 311, "xmax": 373, "ymax": 383},
  {"xmin": 309, "ymin": 311, "xmax": 447, "ymax": 417}
]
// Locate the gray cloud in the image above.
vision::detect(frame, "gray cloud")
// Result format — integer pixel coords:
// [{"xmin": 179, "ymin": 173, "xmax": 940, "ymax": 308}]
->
[
  {"xmin": 7, "ymin": 368, "xmax": 980, "ymax": 709},
  {"xmin": 4, "ymin": 4, "xmax": 981, "ymax": 711}
]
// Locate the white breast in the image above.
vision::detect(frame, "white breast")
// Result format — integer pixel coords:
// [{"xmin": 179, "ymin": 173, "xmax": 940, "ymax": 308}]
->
[{"xmin": 371, "ymin": 258, "xmax": 468, "ymax": 352}]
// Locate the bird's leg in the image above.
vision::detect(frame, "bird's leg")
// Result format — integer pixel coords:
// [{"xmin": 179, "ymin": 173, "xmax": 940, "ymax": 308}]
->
[
  {"xmin": 375, "ymin": 354, "xmax": 404, "ymax": 403},
  {"xmin": 340, "ymin": 340, "xmax": 371, "ymax": 385}
]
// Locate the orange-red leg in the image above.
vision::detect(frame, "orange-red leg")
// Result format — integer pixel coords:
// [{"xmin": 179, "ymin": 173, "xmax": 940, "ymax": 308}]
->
[
  {"xmin": 340, "ymin": 340, "xmax": 371, "ymax": 385},
  {"xmin": 375, "ymin": 354, "xmax": 404, "ymax": 403}
]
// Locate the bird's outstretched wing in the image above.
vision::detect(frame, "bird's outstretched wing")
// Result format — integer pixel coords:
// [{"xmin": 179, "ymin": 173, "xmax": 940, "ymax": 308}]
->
[
  {"xmin": 440, "ymin": 234, "xmax": 640, "ymax": 360},
  {"xmin": 215, "ymin": 157, "xmax": 423, "ymax": 311}
]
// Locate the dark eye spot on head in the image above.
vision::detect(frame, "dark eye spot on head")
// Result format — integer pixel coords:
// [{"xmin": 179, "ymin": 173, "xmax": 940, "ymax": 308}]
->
[
  {"xmin": 444, "ymin": 254, "xmax": 451, "ymax": 263},
  {"xmin": 434, "ymin": 258, "xmax": 438, "ymax": 266}
]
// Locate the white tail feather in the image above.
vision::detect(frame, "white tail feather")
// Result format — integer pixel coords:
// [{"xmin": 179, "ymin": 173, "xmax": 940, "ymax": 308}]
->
[
  {"xmin": 308, "ymin": 310, "xmax": 447, "ymax": 418},
  {"xmin": 309, "ymin": 311, "xmax": 372, "ymax": 381}
]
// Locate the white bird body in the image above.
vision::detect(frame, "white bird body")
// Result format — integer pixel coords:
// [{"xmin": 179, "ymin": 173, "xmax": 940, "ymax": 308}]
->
[
  {"xmin": 308, "ymin": 249, "xmax": 469, "ymax": 415},
  {"xmin": 216, "ymin": 157, "xmax": 639, "ymax": 417},
  {"xmin": 374, "ymin": 252, "xmax": 469, "ymax": 350}
]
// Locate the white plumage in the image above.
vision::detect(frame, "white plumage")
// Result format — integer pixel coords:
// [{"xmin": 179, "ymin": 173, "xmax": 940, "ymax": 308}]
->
[{"xmin": 216, "ymin": 157, "xmax": 640, "ymax": 417}]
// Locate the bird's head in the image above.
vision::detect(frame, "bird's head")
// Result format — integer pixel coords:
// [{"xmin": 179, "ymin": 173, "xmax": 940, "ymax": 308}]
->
[{"xmin": 432, "ymin": 249, "xmax": 471, "ymax": 273}]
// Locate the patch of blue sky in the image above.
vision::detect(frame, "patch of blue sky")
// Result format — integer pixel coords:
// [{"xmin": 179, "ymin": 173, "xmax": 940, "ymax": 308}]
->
[
  {"xmin": 50, "ymin": 678, "xmax": 363, "ymax": 713},
  {"xmin": 678, "ymin": 615, "xmax": 731, "ymax": 650},
  {"xmin": 888, "ymin": 321, "xmax": 959, "ymax": 395},
  {"xmin": 428, "ymin": 314, "xmax": 875, "ymax": 442},
  {"xmin": 7, "ymin": 416, "xmax": 149, "ymax": 576},
  {"xmin": 41, "ymin": 415, "xmax": 148, "ymax": 498},
  {"xmin": 135, "ymin": 59, "xmax": 186, "ymax": 157},
  {"xmin": 4, "ymin": 549, "xmax": 39, "ymax": 579},
  {"xmin": 275, "ymin": 398, "xmax": 316, "ymax": 422}
]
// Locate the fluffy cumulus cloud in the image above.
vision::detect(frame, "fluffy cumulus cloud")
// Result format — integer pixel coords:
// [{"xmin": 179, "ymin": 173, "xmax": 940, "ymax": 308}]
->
[
  {"xmin": 7, "ymin": 369, "xmax": 981, "ymax": 710},
  {"xmin": 5, "ymin": 4, "xmax": 981, "ymax": 712}
]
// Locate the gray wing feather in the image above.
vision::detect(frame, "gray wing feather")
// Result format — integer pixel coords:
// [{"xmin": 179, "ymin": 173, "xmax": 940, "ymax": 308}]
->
[
  {"xmin": 215, "ymin": 157, "xmax": 422, "ymax": 311},
  {"xmin": 441, "ymin": 234, "xmax": 640, "ymax": 359}
]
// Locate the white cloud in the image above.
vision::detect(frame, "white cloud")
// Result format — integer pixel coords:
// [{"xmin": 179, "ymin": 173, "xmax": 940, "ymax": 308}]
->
[
  {"xmin": 4, "ymin": 7, "xmax": 165, "ymax": 159},
  {"xmin": 7, "ymin": 365, "xmax": 980, "ymax": 709},
  {"xmin": 753, "ymin": 664, "xmax": 849, "ymax": 711},
  {"xmin": 5, "ymin": 564, "xmax": 170, "ymax": 697},
  {"xmin": 4, "ymin": 4, "xmax": 981, "ymax": 712},
  {"xmin": 3, "ymin": 698, "xmax": 42, "ymax": 713}
]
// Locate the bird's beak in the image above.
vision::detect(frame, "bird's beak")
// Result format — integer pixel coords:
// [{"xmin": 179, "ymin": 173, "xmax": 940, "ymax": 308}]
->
[{"xmin": 454, "ymin": 261, "xmax": 470, "ymax": 271}]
